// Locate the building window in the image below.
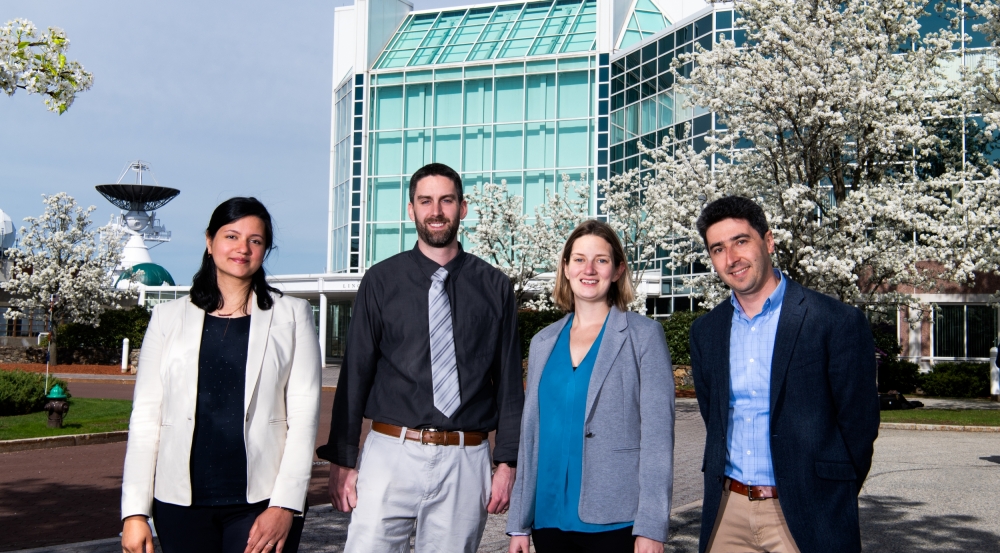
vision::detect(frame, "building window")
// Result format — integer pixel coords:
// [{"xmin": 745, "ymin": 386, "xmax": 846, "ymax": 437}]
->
[{"xmin": 933, "ymin": 304, "xmax": 998, "ymax": 359}]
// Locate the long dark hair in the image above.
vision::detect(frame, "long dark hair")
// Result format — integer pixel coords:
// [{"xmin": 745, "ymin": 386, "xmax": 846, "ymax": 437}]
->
[{"xmin": 189, "ymin": 197, "xmax": 282, "ymax": 313}]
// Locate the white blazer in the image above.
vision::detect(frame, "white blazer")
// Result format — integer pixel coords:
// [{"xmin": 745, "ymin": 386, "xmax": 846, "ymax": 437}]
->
[{"xmin": 121, "ymin": 293, "xmax": 322, "ymax": 518}]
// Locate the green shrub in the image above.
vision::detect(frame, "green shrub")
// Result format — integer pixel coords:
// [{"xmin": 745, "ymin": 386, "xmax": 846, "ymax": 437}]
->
[
  {"xmin": 0, "ymin": 371, "xmax": 71, "ymax": 416},
  {"xmin": 660, "ymin": 310, "xmax": 709, "ymax": 365},
  {"xmin": 57, "ymin": 305, "xmax": 151, "ymax": 350},
  {"xmin": 517, "ymin": 309, "xmax": 566, "ymax": 360},
  {"xmin": 921, "ymin": 362, "xmax": 990, "ymax": 398},
  {"xmin": 877, "ymin": 359, "xmax": 920, "ymax": 393}
]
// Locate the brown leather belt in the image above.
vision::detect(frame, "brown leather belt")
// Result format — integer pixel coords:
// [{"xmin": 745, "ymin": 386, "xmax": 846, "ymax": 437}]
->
[
  {"xmin": 371, "ymin": 422, "xmax": 488, "ymax": 446},
  {"xmin": 728, "ymin": 478, "xmax": 778, "ymax": 501}
]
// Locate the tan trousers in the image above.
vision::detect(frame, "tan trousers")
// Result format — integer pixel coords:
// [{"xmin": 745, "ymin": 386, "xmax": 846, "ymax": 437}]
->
[{"xmin": 706, "ymin": 480, "xmax": 801, "ymax": 553}]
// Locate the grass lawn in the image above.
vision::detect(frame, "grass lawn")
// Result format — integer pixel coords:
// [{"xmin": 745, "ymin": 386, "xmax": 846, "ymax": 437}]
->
[
  {"xmin": 881, "ymin": 408, "xmax": 1000, "ymax": 427},
  {"xmin": 0, "ymin": 398, "xmax": 132, "ymax": 441}
]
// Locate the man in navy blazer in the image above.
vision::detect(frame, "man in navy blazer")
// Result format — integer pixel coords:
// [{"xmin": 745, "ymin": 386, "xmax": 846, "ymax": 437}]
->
[{"xmin": 690, "ymin": 196, "xmax": 879, "ymax": 553}]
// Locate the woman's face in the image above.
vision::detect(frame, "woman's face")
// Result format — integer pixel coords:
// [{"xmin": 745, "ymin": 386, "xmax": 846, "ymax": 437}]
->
[
  {"xmin": 206, "ymin": 216, "xmax": 267, "ymax": 284},
  {"xmin": 564, "ymin": 234, "xmax": 625, "ymax": 306}
]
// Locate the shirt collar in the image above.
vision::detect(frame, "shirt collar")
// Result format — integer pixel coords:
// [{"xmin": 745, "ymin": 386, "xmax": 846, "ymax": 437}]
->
[
  {"xmin": 410, "ymin": 241, "xmax": 467, "ymax": 282},
  {"xmin": 730, "ymin": 269, "xmax": 786, "ymax": 321}
]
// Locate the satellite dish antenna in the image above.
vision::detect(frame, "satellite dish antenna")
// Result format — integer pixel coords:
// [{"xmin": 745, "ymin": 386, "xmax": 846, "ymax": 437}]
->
[{"xmin": 96, "ymin": 161, "xmax": 179, "ymax": 287}]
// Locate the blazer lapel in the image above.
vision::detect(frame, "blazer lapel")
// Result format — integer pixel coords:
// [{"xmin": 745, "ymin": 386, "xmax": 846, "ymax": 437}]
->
[
  {"xmin": 244, "ymin": 293, "xmax": 273, "ymax": 413},
  {"xmin": 713, "ymin": 302, "xmax": 734, "ymax": 430},
  {"xmin": 585, "ymin": 306, "xmax": 628, "ymax": 420},
  {"xmin": 178, "ymin": 298, "xmax": 205, "ymax": 406},
  {"xmin": 769, "ymin": 280, "xmax": 806, "ymax": 416},
  {"xmin": 527, "ymin": 314, "xmax": 571, "ymax": 394}
]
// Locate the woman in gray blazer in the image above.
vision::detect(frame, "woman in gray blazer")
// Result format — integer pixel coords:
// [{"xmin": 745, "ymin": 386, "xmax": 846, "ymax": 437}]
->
[
  {"xmin": 507, "ymin": 220, "xmax": 675, "ymax": 553},
  {"xmin": 121, "ymin": 198, "xmax": 321, "ymax": 553}
]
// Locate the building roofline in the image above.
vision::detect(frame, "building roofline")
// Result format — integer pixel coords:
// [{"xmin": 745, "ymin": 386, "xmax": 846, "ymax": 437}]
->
[{"xmin": 612, "ymin": 1, "xmax": 731, "ymax": 58}]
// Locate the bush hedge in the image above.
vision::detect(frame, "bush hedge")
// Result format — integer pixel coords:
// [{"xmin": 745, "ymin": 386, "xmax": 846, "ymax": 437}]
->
[
  {"xmin": 877, "ymin": 359, "xmax": 921, "ymax": 394},
  {"xmin": 517, "ymin": 309, "xmax": 566, "ymax": 360},
  {"xmin": 0, "ymin": 370, "xmax": 71, "ymax": 416},
  {"xmin": 57, "ymin": 305, "xmax": 151, "ymax": 350},
  {"xmin": 921, "ymin": 362, "xmax": 991, "ymax": 398},
  {"xmin": 660, "ymin": 310, "xmax": 709, "ymax": 365}
]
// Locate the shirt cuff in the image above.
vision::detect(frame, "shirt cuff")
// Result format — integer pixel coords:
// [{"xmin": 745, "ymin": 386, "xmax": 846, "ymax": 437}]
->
[{"xmin": 508, "ymin": 532, "xmax": 529, "ymax": 536}]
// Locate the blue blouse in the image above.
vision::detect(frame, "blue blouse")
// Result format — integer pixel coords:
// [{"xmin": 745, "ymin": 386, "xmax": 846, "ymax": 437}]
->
[{"xmin": 534, "ymin": 314, "xmax": 632, "ymax": 532}]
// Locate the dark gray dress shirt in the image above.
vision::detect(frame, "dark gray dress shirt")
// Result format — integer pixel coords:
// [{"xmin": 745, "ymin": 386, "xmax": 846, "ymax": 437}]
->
[{"xmin": 317, "ymin": 244, "xmax": 524, "ymax": 468}]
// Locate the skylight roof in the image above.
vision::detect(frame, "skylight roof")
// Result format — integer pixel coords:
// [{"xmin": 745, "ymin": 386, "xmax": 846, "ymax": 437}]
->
[
  {"xmin": 618, "ymin": 0, "xmax": 671, "ymax": 49},
  {"xmin": 373, "ymin": 0, "xmax": 597, "ymax": 70}
]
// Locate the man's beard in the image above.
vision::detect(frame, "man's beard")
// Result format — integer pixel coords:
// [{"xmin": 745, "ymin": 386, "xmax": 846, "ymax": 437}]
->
[{"xmin": 415, "ymin": 215, "xmax": 460, "ymax": 248}]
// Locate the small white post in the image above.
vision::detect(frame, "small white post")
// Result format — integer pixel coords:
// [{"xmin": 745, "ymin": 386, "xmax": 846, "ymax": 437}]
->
[
  {"xmin": 319, "ymin": 293, "xmax": 328, "ymax": 368},
  {"xmin": 990, "ymin": 347, "xmax": 999, "ymax": 402},
  {"xmin": 122, "ymin": 337, "xmax": 130, "ymax": 374}
]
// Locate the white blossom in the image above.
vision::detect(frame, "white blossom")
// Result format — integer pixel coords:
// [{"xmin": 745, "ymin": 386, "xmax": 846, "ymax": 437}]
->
[{"xmin": 1, "ymin": 19, "xmax": 93, "ymax": 113}]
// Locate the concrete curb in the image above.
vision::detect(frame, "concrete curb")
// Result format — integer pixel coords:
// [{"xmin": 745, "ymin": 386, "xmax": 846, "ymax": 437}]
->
[
  {"xmin": 880, "ymin": 422, "xmax": 1000, "ymax": 432},
  {"xmin": 0, "ymin": 430, "xmax": 129, "ymax": 453}
]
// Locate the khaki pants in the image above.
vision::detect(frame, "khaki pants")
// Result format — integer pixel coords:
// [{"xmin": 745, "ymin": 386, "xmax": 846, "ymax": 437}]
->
[
  {"xmin": 344, "ymin": 429, "xmax": 492, "ymax": 553},
  {"xmin": 706, "ymin": 480, "xmax": 800, "ymax": 553}
]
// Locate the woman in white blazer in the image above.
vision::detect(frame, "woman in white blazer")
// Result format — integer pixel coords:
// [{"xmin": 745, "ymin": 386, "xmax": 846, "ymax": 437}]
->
[
  {"xmin": 507, "ymin": 220, "xmax": 675, "ymax": 553},
  {"xmin": 121, "ymin": 198, "xmax": 322, "ymax": 553}
]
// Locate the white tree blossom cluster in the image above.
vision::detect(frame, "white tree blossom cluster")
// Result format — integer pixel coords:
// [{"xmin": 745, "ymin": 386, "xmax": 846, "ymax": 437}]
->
[
  {"xmin": 464, "ymin": 174, "xmax": 590, "ymax": 309},
  {"xmin": 1, "ymin": 193, "xmax": 134, "ymax": 333},
  {"xmin": 1, "ymin": 18, "xmax": 93, "ymax": 113},
  {"xmin": 606, "ymin": 0, "xmax": 1000, "ymax": 313}
]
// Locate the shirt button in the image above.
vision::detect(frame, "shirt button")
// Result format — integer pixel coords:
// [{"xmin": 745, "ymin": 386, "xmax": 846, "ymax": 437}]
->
[
  {"xmin": 746, "ymin": 417, "xmax": 751, "ymax": 422},
  {"xmin": 749, "ymin": 358, "xmax": 754, "ymax": 363},
  {"xmin": 747, "ymin": 450, "xmax": 752, "ymax": 455},
  {"xmin": 752, "ymin": 391, "xmax": 757, "ymax": 395},
  {"xmin": 751, "ymin": 327, "xmax": 756, "ymax": 331}
]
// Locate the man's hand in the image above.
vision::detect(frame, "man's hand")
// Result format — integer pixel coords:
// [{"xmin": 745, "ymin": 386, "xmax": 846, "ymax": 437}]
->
[
  {"xmin": 328, "ymin": 463, "xmax": 359, "ymax": 513},
  {"xmin": 244, "ymin": 507, "xmax": 293, "ymax": 553},
  {"xmin": 508, "ymin": 535, "xmax": 530, "ymax": 553},
  {"xmin": 635, "ymin": 536, "xmax": 664, "ymax": 553},
  {"xmin": 487, "ymin": 463, "xmax": 515, "ymax": 514},
  {"xmin": 121, "ymin": 515, "xmax": 154, "ymax": 553}
]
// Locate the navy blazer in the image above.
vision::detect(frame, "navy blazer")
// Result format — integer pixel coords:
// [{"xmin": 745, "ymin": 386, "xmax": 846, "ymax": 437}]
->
[{"xmin": 690, "ymin": 278, "xmax": 879, "ymax": 553}]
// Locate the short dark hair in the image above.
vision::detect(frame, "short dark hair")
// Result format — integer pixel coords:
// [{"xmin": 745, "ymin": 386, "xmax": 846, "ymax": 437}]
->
[
  {"xmin": 409, "ymin": 163, "xmax": 463, "ymax": 203},
  {"xmin": 190, "ymin": 197, "xmax": 282, "ymax": 313},
  {"xmin": 695, "ymin": 196, "xmax": 770, "ymax": 244}
]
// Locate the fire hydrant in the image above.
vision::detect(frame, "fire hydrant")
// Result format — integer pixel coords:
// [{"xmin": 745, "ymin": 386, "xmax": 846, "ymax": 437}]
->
[{"xmin": 44, "ymin": 384, "xmax": 70, "ymax": 429}]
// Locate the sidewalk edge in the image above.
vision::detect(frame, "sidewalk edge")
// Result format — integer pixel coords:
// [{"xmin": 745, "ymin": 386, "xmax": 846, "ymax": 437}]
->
[
  {"xmin": 880, "ymin": 422, "xmax": 1000, "ymax": 432},
  {"xmin": 0, "ymin": 430, "xmax": 129, "ymax": 453}
]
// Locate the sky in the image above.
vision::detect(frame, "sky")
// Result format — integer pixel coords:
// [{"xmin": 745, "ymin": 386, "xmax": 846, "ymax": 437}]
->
[{"xmin": 1, "ymin": 0, "xmax": 470, "ymax": 284}]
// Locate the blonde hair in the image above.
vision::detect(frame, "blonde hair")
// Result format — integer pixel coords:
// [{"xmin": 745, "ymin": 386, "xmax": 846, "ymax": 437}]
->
[{"xmin": 552, "ymin": 219, "xmax": 635, "ymax": 312}]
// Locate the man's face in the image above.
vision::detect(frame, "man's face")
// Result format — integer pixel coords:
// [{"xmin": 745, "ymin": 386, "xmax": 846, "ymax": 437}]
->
[
  {"xmin": 407, "ymin": 175, "xmax": 467, "ymax": 248},
  {"xmin": 705, "ymin": 217, "xmax": 775, "ymax": 298}
]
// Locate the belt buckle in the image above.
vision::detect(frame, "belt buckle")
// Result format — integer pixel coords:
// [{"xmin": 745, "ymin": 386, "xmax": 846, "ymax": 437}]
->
[
  {"xmin": 419, "ymin": 428, "xmax": 442, "ymax": 446},
  {"xmin": 747, "ymin": 487, "xmax": 764, "ymax": 501}
]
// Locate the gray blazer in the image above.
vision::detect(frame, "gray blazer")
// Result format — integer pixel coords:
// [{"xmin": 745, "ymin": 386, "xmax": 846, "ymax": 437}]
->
[{"xmin": 506, "ymin": 306, "xmax": 675, "ymax": 542}]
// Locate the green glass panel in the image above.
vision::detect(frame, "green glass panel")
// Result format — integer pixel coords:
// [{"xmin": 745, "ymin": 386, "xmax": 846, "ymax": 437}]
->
[
  {"xmin": 469, "ymin": 41, "xmax": 501, "ymax": 61},
  {"xmin": 525, "ymin": 121, "xmax": 555, "ymax": 168},
  {"xmin": 370, "ymin": 178, "xmax": 403, "ymax": 221},
  {"xmin": 494, "ymin": 124, "xmax": 524, "ymax": 170},
  {"xmin": 570, "ymin": 13, "xmax": 597, "ymax": 33},
  {"xmin": 404, "ymin": 130, "xmax": 432, "ymax": 174},
  {"xmin": 636, "ymin": 10, "xmax": 667, "ymax": 31},
  {"xmin": 377, "ymin": 73, "xmax": 403, "ymax": 85},
  {"xmin": 611, "ymin": 120, "xmax": 624, "ymax": 144},
  {"xmin": 557, "ymin": 119, "xmax": 589, "ymax": 167},
  {"xmin": 552, "ymin": 0, "xmax": 582, "ymax": 17},
  {"xmin": 641, "ymin": 97, "xmax": 656, "ymax": 134},
  {"xmin": 524, "ymin": 170, "xmax": 553, "ymax": 213},
  {"xmin": 382, "ymin": 50, "xmax": 415, "ymax": 68},
  {"xmin": 409, "ymin": 48, "xmax": 440, "ymax": 66},
  {"xmin": 495, "ymin": 171, "xmax": 524, "ymax": 199},
  {"xmin": 374, "ymin": 86, "xmax": 403, "ymax": 130},
  {"xmin": 465, "ymin": 65, "xmax": 493, "ymax": 77},
  {"xmin": 402, "ymin": 223, "xmax": 417, "ymax": 250},
  {"xmin": 510, "ymin": 19, "xmax": 543, "ymax": 39},
  {"xmin": 434, "ymin": 11, "xmax": 467, "ymax": 28},
  {"xmin": 370, "ymin": 223, "xmax": 401, "ymax": 265},
  {"xmin": 464, "ymin": 79, "xmax": 494, "ymax": 124},
  {"xmin": 625, "ymin": 103, "xmax": 638, "ymax": 137},
  {"xmin": 439, "ymin": 44, "xmax": 473, "ymax": 63},
  {"xmin": 463, "ymin": 126, "xmax": 494, "ymax": 172},
  {"xmin": 395, "ymin": 31, "xmax": 429, "ymax": 49},
  {"xmin": 526, "ymin": 59, "xmax": 557, "ymax": 73},
  {"xmin": 499, "ymin": 38, "xmax": 534, "ymax": 58},
  {"xmin": 452, "ymin": 25, "xmax": 485, "ymax": 44},
  {"xmin": 405, "ymin": 83, "xmax": 432, "ymax": 127},
  {"xmin": 657, "ymin": 92, "xmax": 673, "ymax": 129},
  {"xmin": 373, "ymin": 131, "xmax": 403, "ymax": 175},
  {"xmin": 407, "ymin": 13, "xmax": 439, "ymax": 31},
  {"xmin": 495, "ymin": 77, "xmax": 524, "ymax": 122},
  {"xmin": 523, "ymin": 2, "xmax": 555, "ymax": 19},
  {"xmin": 635, "ymin": 0, "xmax": 661, "ymax": 13},
  {"xmin": 675, "ymin": 88, "xmax": 693, "ymax": 121},
  {"xmin": 526, "ymin": 73, "xmax": 556, "ymax": 120},
  {"xmin": 529, "ymin": 36, "xmax": 561, "ymax": 56},
  {"xmin": 495, "ymin": 62, "xmax": 524, "ymax": 76},
  {"xmin": 435, "ymin": 67, "xmax": 463, "ymax": 81},
  {"xmin": 491, "ymin": 4, "xmax": 525, "ymax": 22},
  {"xmin": 434, "ymin": 81, "xmax": 463, "ymax": 126},
  {"xmin": 627, "ymin": 14, "xmax": 640, "ymax": 30},
  {"xmin": 434, "ymin": 127, "xmax": 462, "ymax": 170},
  {"xmin": 422, "ymin": 29, "xmax": 455, "ymax": 47},
  {"xmin": 558, "ymin": 56, "xmax": 590, "ymax": 70},
  {"xmin": 580, "ymin": 0, "xmax": 597, "ymax": 15},
  {"xmin": 619, "ymin": 29, "xmax": 642, "ymax": 49},
  {"xmin": 540, "ymin": 16, "xmax": 573, "ymax": 36},
  {"xmin": 481, "ymin": 22, "xmax": 511, "ymax": 42},
  {"xmin": 405, "ymin": 70, "xmax": 433, "ymax": 82},
  {"xmin": 557, "ymin": 71, "xmax": 589, "ymax": 118},
  {"xmin": 465, "ymin": 8, "xmax": 495, "ymax": 24}
]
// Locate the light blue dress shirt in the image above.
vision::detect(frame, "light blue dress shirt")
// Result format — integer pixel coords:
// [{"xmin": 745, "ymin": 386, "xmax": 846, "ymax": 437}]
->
[{"xmin": 725, "ymin": 269, "xmax": 786, "ymax": 487}]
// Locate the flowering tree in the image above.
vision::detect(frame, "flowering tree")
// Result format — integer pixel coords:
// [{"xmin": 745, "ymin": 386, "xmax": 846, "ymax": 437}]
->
[
  {"xmin": 627, "ymin": 0, "xmax": 1000, "ymax": 311},
  {"xmin": 1, "ymin": 193, "xmax": 134, "ymax": 363},
  {"xmin": 1, "ymin": 19, "xmax": 93, "ymax": 113},
  {"xmin": 464, "ymin": 174, "xmax": 590, "ymax": 307}
]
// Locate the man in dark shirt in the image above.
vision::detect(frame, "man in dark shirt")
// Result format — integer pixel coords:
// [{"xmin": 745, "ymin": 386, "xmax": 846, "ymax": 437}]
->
[{"xmin": 317, "ymin": 162, "xmax": 523, "ymax": 552}]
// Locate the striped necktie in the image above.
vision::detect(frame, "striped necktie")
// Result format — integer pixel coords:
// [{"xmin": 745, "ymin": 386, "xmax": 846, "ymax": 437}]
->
[{"xmin": 429, "ymin": 268, "xmax": 461, "ymax": 417}]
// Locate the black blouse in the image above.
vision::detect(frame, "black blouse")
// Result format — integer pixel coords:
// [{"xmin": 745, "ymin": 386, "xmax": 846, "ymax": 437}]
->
[{"xmin": 189, "ymin": 314, "xmax": 251, "ymax": 506}]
